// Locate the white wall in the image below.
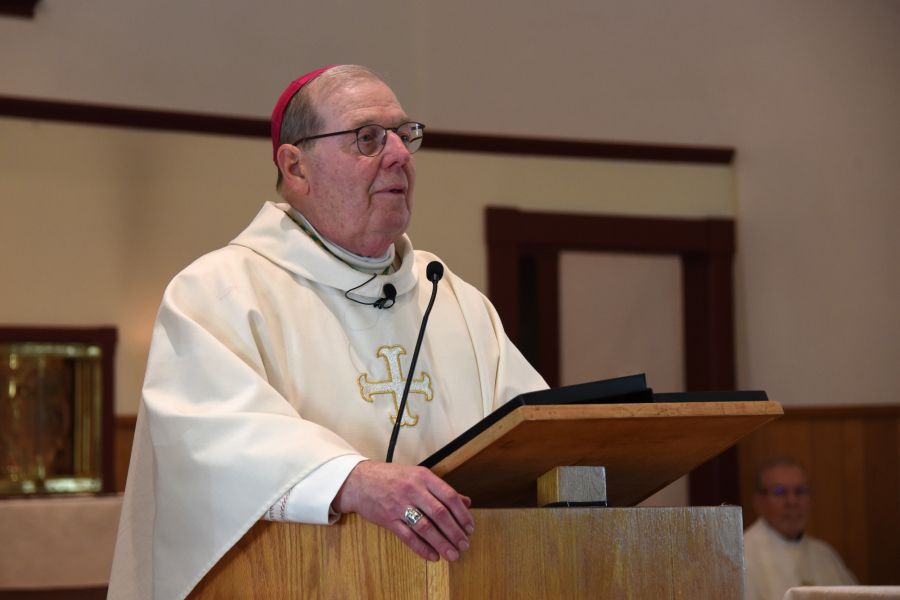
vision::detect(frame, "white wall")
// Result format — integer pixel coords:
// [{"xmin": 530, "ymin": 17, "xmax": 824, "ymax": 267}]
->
[{"xmin": 1, "ymin": 0, "xmax": 898, "ymax": 408}]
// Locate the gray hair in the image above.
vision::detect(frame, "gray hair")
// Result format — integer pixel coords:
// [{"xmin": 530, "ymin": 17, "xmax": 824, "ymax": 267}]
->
[
  {"xmin": 275, "ymin": 65, "xmax": 383, "ymax": 191},
  {"xmin": 754, "ymin": 456, "xmax": 809, "ymax": 492}
]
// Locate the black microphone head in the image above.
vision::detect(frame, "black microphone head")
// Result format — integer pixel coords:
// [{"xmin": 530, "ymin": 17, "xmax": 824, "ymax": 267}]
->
[
  {"xmin": 382, "ymin": 283, "xmax": 397, "ymax": 301},
  {"xmin": 426, "ymin": 261, "xmax": 444, "ymax": 282}
]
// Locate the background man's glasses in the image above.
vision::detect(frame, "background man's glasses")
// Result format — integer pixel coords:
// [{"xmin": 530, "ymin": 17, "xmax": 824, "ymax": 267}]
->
[
  {"xmin": 293, "ymin": 122, "xmax": 425, "ymax": 157},
  {"xmin": 759, "ymin": 485, "xmax": 811, "ymax": 498}
]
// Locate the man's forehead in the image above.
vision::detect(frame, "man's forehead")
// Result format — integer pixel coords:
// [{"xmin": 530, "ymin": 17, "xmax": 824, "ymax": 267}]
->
[
  {"xmin": 761, "ymin": 465, "xmax": 808, "ymax": 485},
  {"xmin": 315, "ymin": 80, "xmax": 409, "ymax": 127}
]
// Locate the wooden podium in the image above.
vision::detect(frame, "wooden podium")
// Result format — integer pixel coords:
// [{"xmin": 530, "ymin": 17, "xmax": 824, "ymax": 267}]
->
[{"xmin": 188, "ymin": 400, "xmax": 782, "ymax": 600}]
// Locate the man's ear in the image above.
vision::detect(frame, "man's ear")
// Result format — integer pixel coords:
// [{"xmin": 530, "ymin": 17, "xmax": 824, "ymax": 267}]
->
[{"xmin": 276, "ymin": 143, "xmax": 311, "ymax": 196}]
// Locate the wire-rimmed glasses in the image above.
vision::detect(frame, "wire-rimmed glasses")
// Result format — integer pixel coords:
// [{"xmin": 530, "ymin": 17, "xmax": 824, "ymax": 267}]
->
[
  {"xmin": 292, "ymin": 122, "xmax": 425, "ymax": 157},
  {"xmin": 759, "ymin": 485, "xmax": 811, "ymax": 498}
]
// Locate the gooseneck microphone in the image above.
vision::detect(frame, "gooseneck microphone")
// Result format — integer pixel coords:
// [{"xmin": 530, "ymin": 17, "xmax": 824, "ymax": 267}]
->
[{"xmin": 385, "ymin": 261, "xmax": 444, "ymax": 462}]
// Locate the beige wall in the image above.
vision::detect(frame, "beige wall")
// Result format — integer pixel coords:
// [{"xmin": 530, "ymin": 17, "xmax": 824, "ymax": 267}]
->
[
  {"xmin": 0, "ymin": 118, "xmax": 278, "ymax": 413},
  {"xmin": 0, "ymin": 117, "xmax": 731, "ymax": 413},
  {"xmin": 1, "ymin": 0, "xmax": 899, "ymax": 411},
  {"xmin": 558, "ymin": 253, "xmax": 684, "ymax": 393}
]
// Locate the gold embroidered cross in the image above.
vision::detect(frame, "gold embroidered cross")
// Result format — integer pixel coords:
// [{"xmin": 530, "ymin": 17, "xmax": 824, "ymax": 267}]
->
[{"xmin": 358, "ymin": 345, "xmax": 433, "ymax": 426}]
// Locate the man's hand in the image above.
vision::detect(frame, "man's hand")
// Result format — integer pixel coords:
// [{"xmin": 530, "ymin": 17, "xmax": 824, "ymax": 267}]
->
[{"xmin": 332, "ymin": 461, "xmax": 474, "ymax": 562}]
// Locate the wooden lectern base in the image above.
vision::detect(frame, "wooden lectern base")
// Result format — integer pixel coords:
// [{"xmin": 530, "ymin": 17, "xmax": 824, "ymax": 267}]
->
[{"xmin": 188, "ymin": 507, "xmax": 744, "ymax": 600}]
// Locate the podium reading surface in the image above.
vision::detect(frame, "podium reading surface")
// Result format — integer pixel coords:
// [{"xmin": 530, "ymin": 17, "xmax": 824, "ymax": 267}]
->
[{"xmin": 429, "ymin": 400, "xmax": 783, "ymax": 507}]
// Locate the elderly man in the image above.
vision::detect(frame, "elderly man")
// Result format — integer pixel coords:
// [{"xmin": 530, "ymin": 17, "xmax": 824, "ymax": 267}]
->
[
  {"xmin": 108, "ymin": 65, "xmax": 546, "ymax": 600},
  {"xmin": 744, "ymin": 457, "xmax": 857, "ymax": 600}
]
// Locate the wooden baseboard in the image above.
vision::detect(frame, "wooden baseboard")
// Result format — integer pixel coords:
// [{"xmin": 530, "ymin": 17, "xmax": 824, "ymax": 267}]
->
[{"xmin": 0, "ymin": 588, "xmax": 107, "ymax": 600}]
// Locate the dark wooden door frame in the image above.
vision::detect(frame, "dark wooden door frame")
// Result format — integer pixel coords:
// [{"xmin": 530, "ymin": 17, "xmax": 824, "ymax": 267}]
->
[
  {"xmin": 0, "ymin": 0, "xmax": 40, "ymax": 18},
  {"xmin": 486, "ymin": 206, "xmax": 738, "ymax": 506}
]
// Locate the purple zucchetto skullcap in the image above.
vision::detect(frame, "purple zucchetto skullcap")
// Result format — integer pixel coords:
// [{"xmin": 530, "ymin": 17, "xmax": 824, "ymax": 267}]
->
[{"xmin": 271, "ymin": 65, "xmax": 338, "ymax": 163}]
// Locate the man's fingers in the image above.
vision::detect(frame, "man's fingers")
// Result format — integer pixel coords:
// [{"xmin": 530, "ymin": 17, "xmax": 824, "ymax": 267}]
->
[
  {"xmin": 408, "ymin": 514, "xmax": 461, "ymax": 561},
  {"xmin": 417, "ymin": 498, "xmax": 470, "ymax": 554},
  {"xmin": 387, "ymin": 519, "xmax": 439, "ymax": 562},
  {"xmin": 424, "ymin": 477, "xmax": 476, "ymax": 537}
]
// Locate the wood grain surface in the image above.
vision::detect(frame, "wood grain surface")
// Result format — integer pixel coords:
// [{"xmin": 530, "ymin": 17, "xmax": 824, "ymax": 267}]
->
[
  {"xmin": 187, "ymin": 507, "xmax": 744, "ymax": 600},
  {"xmin": 188, "ymin": 517, "xmax": 426, "ymax": 600},
  {"xmin": 431, "ymin": 401, "xmax": 782, "ymax": 507}
]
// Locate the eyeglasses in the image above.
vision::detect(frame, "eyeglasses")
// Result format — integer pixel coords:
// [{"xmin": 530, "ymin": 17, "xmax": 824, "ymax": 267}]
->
[
  {"xmin": 759, "ymin": 485, "xmax": 811, "ymax": 498},
  {"xmin": 292, "ymin": 122, "xmax": 425, "ymax": 157}
]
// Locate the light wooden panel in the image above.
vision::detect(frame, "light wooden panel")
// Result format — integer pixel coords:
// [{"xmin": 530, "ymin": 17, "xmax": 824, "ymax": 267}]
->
[
  {"xmin": 187, "ymin": 507, "xmax": 744, "ymax": 600},
  {"xmin": 448, "ymin": 508, "xmax": 743, "ymax": 600},
  {"xmin": 188, "ymin": 518, "xmax": 427, "ymax": 600},
  {"xmin": 431, "ymin": 401, "xmax": 782, "ymax": 507},
  {"xmin": 737, "ymin": 405, "xmax": 900, "ymax": 586}
]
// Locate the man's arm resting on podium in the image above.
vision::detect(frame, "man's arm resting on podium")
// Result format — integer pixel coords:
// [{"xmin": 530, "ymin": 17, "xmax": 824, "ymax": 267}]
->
[{"xmin": 263, "ymin": 457, "xmax": 474, "ymax": 563}]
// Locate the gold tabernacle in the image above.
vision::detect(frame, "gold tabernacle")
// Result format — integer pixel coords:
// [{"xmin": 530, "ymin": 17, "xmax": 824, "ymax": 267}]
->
[{"xmin": 0, "ymin": 343, "xmax": 104, "ymax": 495}]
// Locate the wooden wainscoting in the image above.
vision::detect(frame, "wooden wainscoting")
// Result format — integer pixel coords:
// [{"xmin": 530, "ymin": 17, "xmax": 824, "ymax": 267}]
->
[
  {"xmin": 114, "ymin": 415, "xmax": 137, "ymax": 493},
  {"xmin": 737, "ymin": 405, "xmax": 900, "ymax": 585}
]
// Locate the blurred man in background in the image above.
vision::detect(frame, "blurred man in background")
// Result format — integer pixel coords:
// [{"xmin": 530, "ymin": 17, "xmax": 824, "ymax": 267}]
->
[{"xmin": 744, "ymin": 457, "xmax": 857, "ymax": 600}]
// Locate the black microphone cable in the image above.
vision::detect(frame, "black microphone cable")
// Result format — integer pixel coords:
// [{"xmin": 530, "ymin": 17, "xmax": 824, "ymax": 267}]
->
[
  {"xmin": 344, "ymin": 273, "xmax": 397, "ymax": 309},
  {"xmin": 385, "ymin": 261, "xmax": 444, "ymax": 462}
]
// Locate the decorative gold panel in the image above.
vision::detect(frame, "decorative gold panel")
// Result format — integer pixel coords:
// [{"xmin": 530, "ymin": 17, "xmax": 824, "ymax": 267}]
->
[{"xmin": 0, "ymin": 343, "xmax": 103, "ymax": 495}]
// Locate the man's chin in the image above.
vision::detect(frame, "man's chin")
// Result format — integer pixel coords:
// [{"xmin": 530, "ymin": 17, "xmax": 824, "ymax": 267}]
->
[
  {"xmin": 377, "ymin": 213, "xmax": 410, "ymax": 237},
  {"xmin": 777, "ymin": 520, "xmax": 806, "ymax": 539}
]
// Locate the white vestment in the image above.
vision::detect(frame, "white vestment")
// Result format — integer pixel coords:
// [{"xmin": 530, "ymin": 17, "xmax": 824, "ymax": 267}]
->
[
  {"xmin": 744, "ymin": 518, "xmax": 858, "ymax": 600},
  {"xmin": 107, "ymin": 202, "xmax": 547, "ymax": 600}
]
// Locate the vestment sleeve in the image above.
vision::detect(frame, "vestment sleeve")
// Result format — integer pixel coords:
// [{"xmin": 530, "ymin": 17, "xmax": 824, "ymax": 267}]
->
[{"xmin": 263, "ymin": 455, "xmax": 367, "ymax": 524}]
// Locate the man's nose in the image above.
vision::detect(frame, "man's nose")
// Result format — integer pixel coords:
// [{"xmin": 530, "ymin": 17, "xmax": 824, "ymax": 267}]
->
[
  {"xmin": 380, "ymin": 131, "xmax": 412, "ymax": 167},
  {"xmin": 784, "ymin": 490, "xmax": 802, "ymax": 504}
]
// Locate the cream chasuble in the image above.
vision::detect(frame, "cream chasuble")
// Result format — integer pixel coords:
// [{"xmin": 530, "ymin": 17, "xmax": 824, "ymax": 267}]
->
[{"xmin": 108, "ymin": 201, "xmax": 547, "ymax": 600}]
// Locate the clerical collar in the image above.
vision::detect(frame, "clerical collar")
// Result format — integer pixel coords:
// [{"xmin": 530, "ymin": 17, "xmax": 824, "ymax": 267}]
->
[
  {"xmin": 761, "ymin": 517, "xmax": 804, "ymax": 543},
  {"xmin": 286, "ymin": 208, "xmax": 395, "ymax": 275}
]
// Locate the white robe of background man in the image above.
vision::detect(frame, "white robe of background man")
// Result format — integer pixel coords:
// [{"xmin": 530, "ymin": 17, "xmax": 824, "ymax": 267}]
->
[
  {"xmin": 744, "ymin": 518, "xmax": 858, "ymax": 600},
  {"xmin": 108, "ymin": 201, "xmax": 547, "ymax": 600}
]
